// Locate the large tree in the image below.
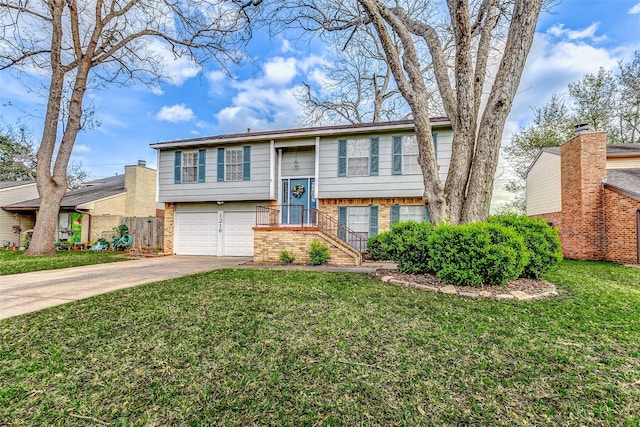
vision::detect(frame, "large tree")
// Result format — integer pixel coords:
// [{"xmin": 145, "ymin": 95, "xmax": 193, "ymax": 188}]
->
[
  {"xmin": 0, "ymin": 0, "xmax": 262, "ymax": 254},
  {"xmin": 275, "ymin": 0, "xmax": 543, "ymax": 223}
]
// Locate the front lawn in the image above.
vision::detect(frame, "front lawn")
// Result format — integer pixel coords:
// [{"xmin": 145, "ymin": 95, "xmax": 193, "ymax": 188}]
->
[
  {"xmin": 0, "ymin": 250, "xmax": 130, "ymax": 275},
  {"xmin": 1, "ymin": 260, "xmax": 639, "ymax": 425}
]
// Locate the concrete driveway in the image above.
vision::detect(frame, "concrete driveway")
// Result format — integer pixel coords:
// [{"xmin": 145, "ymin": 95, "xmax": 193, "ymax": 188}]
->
[{"xmin": 0, "ymin": 256, "xmax": 250, "ymax": 320}]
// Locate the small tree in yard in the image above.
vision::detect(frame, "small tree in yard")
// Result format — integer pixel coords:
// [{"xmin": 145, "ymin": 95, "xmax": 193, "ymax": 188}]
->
[{"xmin": 0, "ymin": 0, "xmax": 262, "ymax": 255}]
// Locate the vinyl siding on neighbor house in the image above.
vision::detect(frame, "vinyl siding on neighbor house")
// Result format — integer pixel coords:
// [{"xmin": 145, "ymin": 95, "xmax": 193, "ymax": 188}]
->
[
  {"xmin": 318, "ymin": 130, "xmax": 452, "ymax": 199},
  {"xmin": 0, "ymin": 183, "xmax": 38, "ymax": 245},
  {"xmin": 606, "ymin": 157, "xmax": 640, "ymax": 169},
  {"xmin": 526, "ymin": 151, "xmax": 561, "ymax": 216},
  {"xmin": 158, "ymin": 143, "xmax": 271, "ymax": 203}
]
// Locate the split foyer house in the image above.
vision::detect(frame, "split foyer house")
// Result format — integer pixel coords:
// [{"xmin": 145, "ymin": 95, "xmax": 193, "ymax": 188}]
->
[
  {"xmin": 151, "ymin": 119, "xmax": 453, "ymax": 265},
  {"xmin": 2, "ymin": 161, "xmax": 158, "ymax": 246},
  {"xmin": 526, "ymin": 126, "xmax": 640, "ymax": 264}
]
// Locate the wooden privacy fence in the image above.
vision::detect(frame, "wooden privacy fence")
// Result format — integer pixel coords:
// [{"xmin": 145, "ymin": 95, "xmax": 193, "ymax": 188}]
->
[{"xmin": 122, "ymin": 217, "xmax": 164, "ymax": 250}]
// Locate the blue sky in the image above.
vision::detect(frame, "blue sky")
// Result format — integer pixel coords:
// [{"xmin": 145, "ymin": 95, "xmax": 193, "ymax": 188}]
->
[{"xmin": 1, "ymin": 0, "xmax": 639, "ymax": 183}]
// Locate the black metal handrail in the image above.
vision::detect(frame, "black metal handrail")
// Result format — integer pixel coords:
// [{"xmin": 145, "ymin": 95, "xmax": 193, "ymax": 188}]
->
[{"xmin": 255, "ymin": 205, "xmax": 367, "ymax": 253}]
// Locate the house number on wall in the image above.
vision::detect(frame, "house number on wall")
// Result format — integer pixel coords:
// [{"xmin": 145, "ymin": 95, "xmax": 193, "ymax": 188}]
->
[{"xmin": 218, "ymin": 212, "xmax": 223, "ymax": 233}]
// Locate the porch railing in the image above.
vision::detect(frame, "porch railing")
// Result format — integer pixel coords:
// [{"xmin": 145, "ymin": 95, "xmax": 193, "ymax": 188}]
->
[{"xmin": 255, "ymin": 205, "xmax": 367, "ymax": 253}]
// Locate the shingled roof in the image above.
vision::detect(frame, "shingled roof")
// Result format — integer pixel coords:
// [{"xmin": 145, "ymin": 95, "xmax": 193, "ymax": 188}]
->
[
  {"xmin": 0, "ymin": 181, "xmax": 36, "ymax": 190},
  {"xmin": 605, "ymin": 168, "xmax": 640, "ymax": 200},
  {"xmin": 2, "ymin": 175, "xmax": 125, "ymax": 211}
]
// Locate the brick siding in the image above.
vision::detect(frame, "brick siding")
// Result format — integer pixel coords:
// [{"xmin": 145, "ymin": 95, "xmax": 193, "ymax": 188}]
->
[
  {"xmin": 560, "ymin": 132, "xmax": 607, "ymax": 260},
  {"xmin": 604, "ymin": 187, "xmax": 640, "ymax": 264},
  {"xmin": 253, "ymin": 228, "xmax": 362, "ymax": 266},
  {"xmin": 163, "ymin": 202, "xmax": 175, "ymax": 254}
]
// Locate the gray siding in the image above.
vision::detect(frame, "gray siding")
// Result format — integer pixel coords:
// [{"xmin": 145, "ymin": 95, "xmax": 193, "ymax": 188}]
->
[
  {"xmin": 318, "ymin": 130, "xmax": 452, "ymax": 198},
  {"xmin": 281, "ymin": 148, "xmax": 315, "ymax": 178},
  {"xmin": 158, "ymin": 143, "xmax": 271, "ymax": 203},
  {"xmin": 175, "ymin": 201, "xmax": 260, "ymax": 212}
]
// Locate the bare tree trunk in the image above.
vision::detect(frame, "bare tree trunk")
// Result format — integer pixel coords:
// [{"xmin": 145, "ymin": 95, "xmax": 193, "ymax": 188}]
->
[{"xmin": 462, "ymin": 0, "xmax": 542, "ymax": 223}]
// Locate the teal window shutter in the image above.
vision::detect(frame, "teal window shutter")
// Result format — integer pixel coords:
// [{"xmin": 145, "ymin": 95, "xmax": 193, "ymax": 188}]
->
[
  {"xmin": 369, "ymin": 137, "xmax": 379, "ymax": 176},
  {"xmin": 424, "ymin": 205, "xmax": 430, "ymax": 222},
  {"xmin": 243, "ymin": 146, "xmax": 251, "ymax": 181},
  {"xmin": 392, "ymin": 136, "xmax": 402, "ymax": 175},
  {"xmin": 197, "ymin": 149, "xmax": 206, "ymax": 183},
  {"xmin": 338, "ymin": 206, "xmax": 347, "ymax": 241},
  {"xmin": 174, "ymin": 151, "xmax": 182, "ymax": 184},
  {"xmin": 338, "ymin": 139, "xmax": 347, "ymax": 177},
  {"xmin": 432, "ymin": 132, "xmax": 439, "ymax": 161},
  {"xmin": 217, "ymin": 148, "xmax": 224, "ymax": 182},
  {"xmin": 390, "ymin": 205, "xmax": 400, "ymax": 225},
  {"xmin": 369, "ymin": 205, "xmax": 379, "ymax": 236}
]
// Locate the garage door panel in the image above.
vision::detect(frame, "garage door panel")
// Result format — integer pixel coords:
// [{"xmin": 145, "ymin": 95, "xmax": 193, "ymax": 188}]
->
[
  {"xmin": 174, "ymin": 212, "xmax": 217, "ymax": 255},
  {"xmin": 224, "ymin": 212, "xmax": 254, "ymax": 256}
]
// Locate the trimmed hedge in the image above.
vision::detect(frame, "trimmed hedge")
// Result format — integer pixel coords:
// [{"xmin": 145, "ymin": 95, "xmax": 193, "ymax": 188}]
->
[
  {"xmin": 488, "ymin": 214, "xmax": 563, "ymax": 279},
  {"xmin": 367, "ymin": 231, "xmax": 394, "ymax": 261},
  {"xmin": 427, "ymin": 222, "xmax": 528, "ymax": 286},
  {"xmin": 365, "ymin": 221, "xmax": 434, "ymax": 273}
]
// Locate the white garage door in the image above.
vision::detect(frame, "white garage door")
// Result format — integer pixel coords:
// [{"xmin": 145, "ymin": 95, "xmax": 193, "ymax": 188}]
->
[
  {"xmin": 174, "ymin": 212, "xmax": 217, "ymax": 255},
  {"xmin": 224, "ymin": 212, "xmax": 254, "ymax": 256}
]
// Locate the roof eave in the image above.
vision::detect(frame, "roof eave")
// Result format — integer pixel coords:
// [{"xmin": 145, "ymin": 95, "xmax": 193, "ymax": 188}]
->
[{"xmin": 150, "ymin": 119, "xmax": 451, "ymax": 149}]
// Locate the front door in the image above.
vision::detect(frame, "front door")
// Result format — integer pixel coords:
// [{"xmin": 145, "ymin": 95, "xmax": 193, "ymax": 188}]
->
[{"xmin": 282, "ymin": 178, "xmax": 316, "ymax": 225}]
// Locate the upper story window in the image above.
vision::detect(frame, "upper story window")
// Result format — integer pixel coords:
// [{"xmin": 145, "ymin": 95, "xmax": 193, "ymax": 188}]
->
[
  {"xmin": 338, "ymin": 137, "xmax": 379, "ymax": 177},
  {"xmin": 348, "ymin": 139, "xmax": 369, "ymax": 176},
  {"xmin": 402, "ymin": 136, "xmax": 420, "ymax": 175},
  {"xmin": 225, "ymin": 147, "xmax": 243, "ymax": 181},
  {"xmin": 217, "ymin": 146, "xmax": 251, "ymax": 182},
  {"xmin": 182, "ymin": 151, "xmax": 199, "ymax": 183},
  {"xmin": 174, "ymin": 149, "xmax": 206, "ymax": 184}
]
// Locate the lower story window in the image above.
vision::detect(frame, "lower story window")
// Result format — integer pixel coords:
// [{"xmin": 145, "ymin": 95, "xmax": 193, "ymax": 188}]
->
[
  {"xmin": 348, "ymin": 206, "xmax": 370, "ymax": 240},
  {"xmin": 400, "ymin": 205, "xmax": 425, "ymax": 222}
]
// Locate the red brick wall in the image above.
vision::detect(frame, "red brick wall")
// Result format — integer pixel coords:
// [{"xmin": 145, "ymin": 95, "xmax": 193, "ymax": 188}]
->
[
  {"xmin": 531, "ymin": 212, "xmax": 562, "ymax": 229},
  {"xmin": 604, "ymin": 187, "xmax": 640, "ymax": 264},
  {"xmin": 560, "ymin": 132, "xmax": 607, "ymax": 260}
]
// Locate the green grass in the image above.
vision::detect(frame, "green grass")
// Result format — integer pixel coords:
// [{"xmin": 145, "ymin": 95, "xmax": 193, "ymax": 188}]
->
[
  {"xmin": 0, "ymin": 250, "xmax": 130, "ymax": 275},
  {"xmin": 1, "ymin": 260, "xmax": 639, "ymax": 425}
]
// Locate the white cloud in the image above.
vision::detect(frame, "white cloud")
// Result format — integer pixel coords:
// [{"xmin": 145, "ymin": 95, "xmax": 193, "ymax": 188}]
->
[
  {"xmin": 156, "ymin": 104, "xmax": 195, "ymax": 122},
  {"xmin": 147, "ymin": 40, "xmax": 201, "ymax": 87},
  {"xmin": 211, "ymin": 52, "xmax": 330, "ymax": 133},
  {"xmin": 508, "ymin": 32, "xmax": 620, "ymax": 130},
  {"xmin": 263, "ymin": 57, "xmax": 298, "ymax": 86},
  {"xmin": 629, "ymin": 2, "xmax": 640, "ymax": 14},
  {"xmin": 281, "ymin": 39, "xmax": 294, "ymax": 53},
  {"xmin": 74, "ymin": 144, "xmax": 91, "ymax": 153},
  {"xmin": 547, "ymin": 23, "xmax": 607, "ymax": 42}
]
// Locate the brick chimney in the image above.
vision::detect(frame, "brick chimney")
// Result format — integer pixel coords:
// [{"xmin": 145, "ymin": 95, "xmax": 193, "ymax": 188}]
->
[{"xmin": 560, "ymin": 125, "xmax": 607, "ymax": 260}]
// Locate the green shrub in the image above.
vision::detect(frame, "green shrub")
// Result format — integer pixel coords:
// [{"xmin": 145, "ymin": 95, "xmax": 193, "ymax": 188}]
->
[
  {"xmin": 389, "ymin": 221, "xmax": 434, "ymax": 274},
  {"xmin": 367, "ymin": 231, "xmax": 394, "ymax": 261},
  {"xmin": 309, "ymin": 241, "xmax": 329, "ymax": 265},
  {"xmin": 427, "ymin": 222, "xmax": 528, "ymax": 286},
  {"xmin": 488, "ymin": 214, "xmax": 563, "ymax": 279},
  {"xmin": 279, "ymin": 249, "xmax": 295, "ymax": 264}
]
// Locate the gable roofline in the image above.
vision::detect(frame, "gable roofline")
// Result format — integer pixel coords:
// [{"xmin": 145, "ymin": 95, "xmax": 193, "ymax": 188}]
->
[
  {"xmin": 150, "ymin": 118, "xmax": 451, "ymax": 149},
  {"xmin": 2, "ymin": 175, "xmax": 125, "ymax": 211},
  {"xmin": 523, "ymin": 143, "xmax": 640, "ymax": 179},
  {"xmin": 0, "ymin": 181, "xmax": 37, "ymax": 191},
  {"xmin": 604, "ymin": 184, "xmax": 640, "ymax": 202}
]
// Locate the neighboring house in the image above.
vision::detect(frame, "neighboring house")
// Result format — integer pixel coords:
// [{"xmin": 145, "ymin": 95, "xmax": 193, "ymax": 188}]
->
[
  {"xmin": 0, "ymin": 181, "xmax": 38, "ymax": 247},
  {"xmin": 151, "ymin": 119, "xmax": 453, "ymax": 265},
  {"xmin": 525, "ymin": 127, "xmax": 640, "ymax": 264},
  {"xmin": 2, "ymin": 161, "xmax": 158, "ymax": 246}
]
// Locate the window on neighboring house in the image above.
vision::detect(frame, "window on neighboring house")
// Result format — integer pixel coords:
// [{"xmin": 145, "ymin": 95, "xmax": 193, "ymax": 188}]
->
[
  {"xmin": 225, "ymin": 147, "xmax": 243, "ymax": 181},
  {"xmin": 347, "ymin": 139, "xmax": 369, "ymax": 176},
  {"xmin": 182, "ymin": 151, "xmax": 198, "ymax": 183},
  {"xmin": 402, "ymin": 136, "xmax": 420, "ymax": 175}
]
